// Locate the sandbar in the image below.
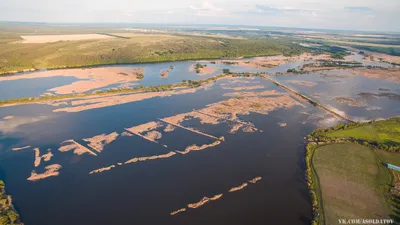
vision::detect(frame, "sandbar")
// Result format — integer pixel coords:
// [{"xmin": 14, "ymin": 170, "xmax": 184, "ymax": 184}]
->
[
  {"xmin": 177, "ymin": 140, "xmax": 221, "ymax": 155},
  {"xmin": 89, "ymin": 165, "xmax": 116, "ymax": 174},
  {"xmin": 187, "ymin": 194, "xmax": 223, "ymax": 209},
  {"xmin": 0, "ymin": 67, "xmax": 144, "ymax": 95},
  {"xmin": 12, "ymin": 145, "xmax": 31, "ymax": 151},
  {"xmin": 59, "ymin": 139, "xmax": 97, "ymax": 156},
  {"xmin": 27, "ymin": 164, "xmax": 62, "ymax": 181},
  {"xmin": 228, "ymin": 183, "xmax": 248, "ymax": 192},
  {"xmin": 83, "ymin": 132, "xmax": 119, "ymax": 153}
]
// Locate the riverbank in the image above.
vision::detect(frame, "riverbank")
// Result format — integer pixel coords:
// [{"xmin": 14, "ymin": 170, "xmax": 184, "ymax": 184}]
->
[
  {"xmin": 306, "ymin": 118, "xmax": 400, "ymax": 224},
  {"xmin": 0, "ymin": 180, "xmax": 22, "ymax": 224},
  {"xmin": 0, "ymin": 73, "xmax": 263, "ymax": 107}
]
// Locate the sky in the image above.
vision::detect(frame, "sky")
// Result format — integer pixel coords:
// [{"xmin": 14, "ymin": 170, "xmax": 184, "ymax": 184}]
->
[{"xmin": 0, "ymin": 0, "xmax": 399, "ymax": 32}]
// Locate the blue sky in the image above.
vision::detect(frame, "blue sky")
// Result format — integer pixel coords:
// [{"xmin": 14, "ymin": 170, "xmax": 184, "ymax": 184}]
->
[{"xmin": 1, "ymin": 0, "xmax": 399, "ymax": 31}]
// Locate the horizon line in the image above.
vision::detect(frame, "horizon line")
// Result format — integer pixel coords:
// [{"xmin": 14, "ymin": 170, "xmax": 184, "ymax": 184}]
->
[{"xmin": 1, "ymin": 20, "xmax": 399, "ymax": 34}]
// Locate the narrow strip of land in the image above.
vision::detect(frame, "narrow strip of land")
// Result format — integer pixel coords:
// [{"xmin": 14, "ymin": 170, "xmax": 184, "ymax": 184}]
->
[
  {"xmin": 261, "ymin": 76, "xmax": 355, "ymax": 123},
  {"xmin": 158, "ymin": 118, "xmax": 221, "ymax": 140}
]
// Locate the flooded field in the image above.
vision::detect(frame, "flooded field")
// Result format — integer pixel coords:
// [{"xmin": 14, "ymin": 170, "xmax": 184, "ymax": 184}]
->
[
  {"xmin": 274, "ymin": 68, "xmax": 400, "ymax": 121},
  {"xmin": 0, "ymin": 53, "xmax": 398, "ymax": 225},
  {"xmin": 0, "ymin": 53, "xmax": 332, "ymax": 101}
]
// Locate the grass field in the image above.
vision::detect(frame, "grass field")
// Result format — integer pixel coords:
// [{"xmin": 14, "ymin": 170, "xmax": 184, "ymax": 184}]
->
[
  {"xmin": 325, "ymin": 118, "xmax": 400, "ymax": 145},
  {"xmin": 313, "ymin": 143, "xmax": 391, "ymax": 225},
  {"xmin": 308, "ymin": 118, "xmax": 400, "ymax": 224},
  {"xmin": 0, "ymin": 30, "xmax": 305, "ymax": 74}
]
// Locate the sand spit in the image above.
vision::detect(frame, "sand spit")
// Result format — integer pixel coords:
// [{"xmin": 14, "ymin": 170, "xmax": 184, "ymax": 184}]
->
[
  {"xmin": 89, "ymin": 165, "xmax": 116, "ymax": 174},
  {"xmin": 59, "ymin": 139, "xmax": 97, "ymax": 156},
  {"xmin": 229, "ymin": 183, "xmax": 248, "ymax": 192},
  {"xmin": 52, "ymin": 88, "xmax": 199, "ymax": 113},
  {"xmin": 189, "ymin": 64, "xmax": 218, "ymax": 75},
  {"xmin": 175, "ymin": 88, "xmax": 198, "ymax": 94},
  {"xmin": 223, "ymin": 90, "xmax": 283, "ymax": 97},
  {"xmin": 126, "ymin": 121, "xmax": 163, "ymax": 134},
  {"xmin": 164, "ymin": 124, "xmax": 175, "ymax": 132},
  {"xmin": 248, "ymin": 177, "xmax": 262, "ymax": 184},
  {"xmin": 12, "ymin": 145, "xmax": 31, "ymax": 151},
  {"xmin": 41, "ymin": 149, "xmax": 53, "ymax": 161},
  {"xmin": 177, "ymin": 140, "xmax": 221, "ymax": 155},
  {"xmin": 0, "ymin": 67, "xmax": 145, "ymax": 95},
  {"xmin": 124, "ymin": 151, "xmax": 176, "ymax": 164},
  {"xmin": 287, "ymin": 80, "xmax": 317, "ymax": 87},
  {"xmin": 83, "ymin": 132, "xmax": 119, "ymax": 153},
  {"xmin": 2, "ymin": 116, "xmax": 14, "ymax": 120},
  {"xmin": 221, "ymin": 85, "xmax": 265, "ymax": 91},
  {"xmin": 335, "ymin": 97, "xmax": 367, "ymax": 107},
  {"xmin": 170, "ymin": 208, "xmax": 186, "ymax": 216},
  {"xmin": 33, "ymin": 148, "xmax": 41, "ymax": 167},
  {"xmin": 229, "ymin": 124, "xmax": 244, "ymax": 134},
  {"xmin": 187, "ymin": 194, "xmax": 223, "ymax": 209},
  {"xmin": 27, "ymin": 164, "xmax": 62, "ymax": 181},
  {"xmin": 278, "ymin": 122, "xmax": 287, "ymax": 127},
  {"xmin": 351, "ymin": 67, "xmax": 400, "ymax": 83}
]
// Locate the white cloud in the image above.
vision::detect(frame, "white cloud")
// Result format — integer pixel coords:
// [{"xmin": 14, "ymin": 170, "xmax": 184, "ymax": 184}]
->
[
  {"xmin": 0, "ymin": 115, "xmax": 53, "ymax": 133},
  {"xmin": 189, "ymin": 1, "xmax": 230, "ymax": 17}
]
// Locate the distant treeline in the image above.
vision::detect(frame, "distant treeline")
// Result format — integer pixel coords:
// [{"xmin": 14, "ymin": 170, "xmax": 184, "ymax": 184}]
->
[{"xmin": 0, "ymin": 34, "xmax": 307, "ymax": 75}]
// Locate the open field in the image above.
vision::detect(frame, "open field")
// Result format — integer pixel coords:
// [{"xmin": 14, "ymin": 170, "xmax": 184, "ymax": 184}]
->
[
  {"xmin": 325, "ymin": 118, "xmax": 400, "ymax": 145},
  {"xmin": 312, "ymin": 143, "xmax": 391, "ymax": 225},
  {"xmin": 307, "ymin": 118, "xmax": 400, "ymax": 224},
  {"xmin": 19, "ymin": 34, "xmax": 115, "ymax": 43}
]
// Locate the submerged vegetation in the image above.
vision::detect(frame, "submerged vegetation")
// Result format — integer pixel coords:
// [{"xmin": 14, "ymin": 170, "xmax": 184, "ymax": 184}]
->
[
  {"xmin": 194, "ymin": 63, "xmax": 206, "ymax": 73},
  {"xmin": 0, "ymin": 181, "xmax": 22, "ymax": 225}
]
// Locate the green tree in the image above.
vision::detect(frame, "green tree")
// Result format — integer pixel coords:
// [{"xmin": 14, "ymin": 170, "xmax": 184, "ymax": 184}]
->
[{"xmin": 7, "ymin": 211, "xmax": 19, "ymax": 224}]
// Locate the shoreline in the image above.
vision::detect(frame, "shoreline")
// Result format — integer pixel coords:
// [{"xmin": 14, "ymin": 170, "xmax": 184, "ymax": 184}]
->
[
  {"xmin": 305, "ymin": 118, "xmax": 400, "ymax": 225},
  {"xmin": 0, "ymin": 73, "xmax": 262, "ymax": 107},
  {"xmin": 0, "ymin": 53, "xmax": 285, "ymax": 77}
]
